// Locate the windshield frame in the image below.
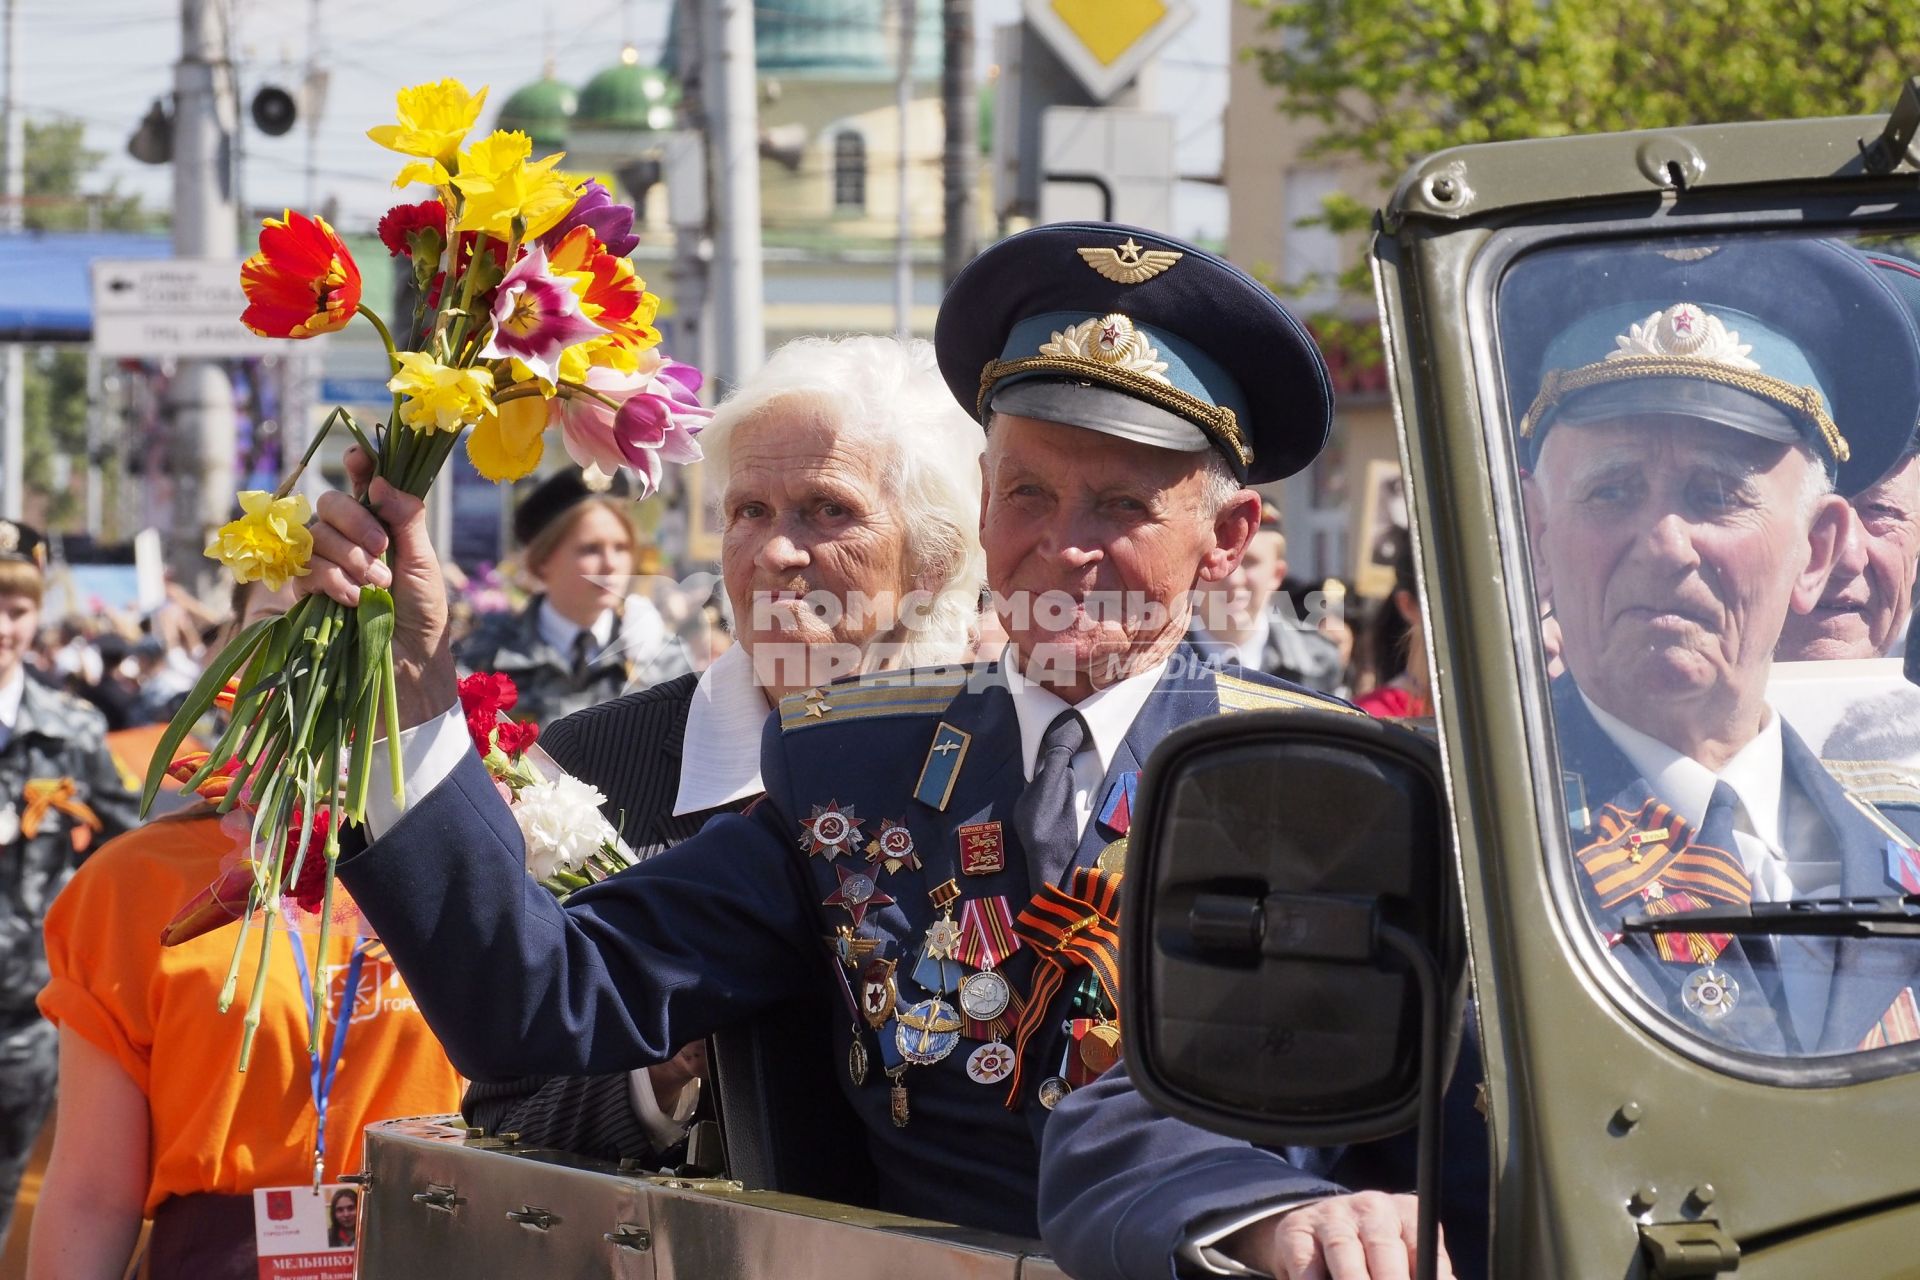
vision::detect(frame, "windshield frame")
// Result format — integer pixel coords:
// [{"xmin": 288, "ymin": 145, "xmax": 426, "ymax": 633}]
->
[{"xmin": 1464, "ymin": 201, "xmax": 1920, "ymax": 1088}]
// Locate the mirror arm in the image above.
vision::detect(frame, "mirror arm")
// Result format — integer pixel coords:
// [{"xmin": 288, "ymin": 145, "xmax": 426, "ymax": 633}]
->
[{"xmin": 1377, "ymin": 924, "xmax": 1443, "ymax": 1280}]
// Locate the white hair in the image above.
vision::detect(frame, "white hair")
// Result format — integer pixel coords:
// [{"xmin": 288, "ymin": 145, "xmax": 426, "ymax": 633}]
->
[
  {"xmin": 1795, "ymin": 445, "xmax": 1835, "ymax": 526},
  {"xmin": 701, "ymin": 335, "xmax": 987, "ymax": 665}
]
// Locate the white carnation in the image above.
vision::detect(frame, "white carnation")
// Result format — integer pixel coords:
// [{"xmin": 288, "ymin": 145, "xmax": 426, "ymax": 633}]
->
[{"xmin": 513, "ymin": 774, "xmax": 619, "ymax": 881}]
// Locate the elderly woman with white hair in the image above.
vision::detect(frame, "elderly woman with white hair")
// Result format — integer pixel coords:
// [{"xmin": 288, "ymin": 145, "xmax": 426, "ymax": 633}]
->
[{"xmin": 463, "ymin": 333, "xmax": 987, "ymax": 1160}]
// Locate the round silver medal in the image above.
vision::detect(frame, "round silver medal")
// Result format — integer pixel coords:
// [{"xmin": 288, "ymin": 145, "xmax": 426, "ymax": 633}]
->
[
  {"xmin": 1683, "ymin": 966, "xmax": 1739, "ymax": 1022},
  {"xmin": 958, "ymin": 969, "xmax": 1012, "ymax": 1022},
  {"xmin": 1037, "ymin": 1077, "xmax": 1072, "ymax": 1110}
]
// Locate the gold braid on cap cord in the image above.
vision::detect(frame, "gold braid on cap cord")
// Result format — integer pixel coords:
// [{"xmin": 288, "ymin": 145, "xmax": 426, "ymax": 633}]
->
[
  {"xmin": 1520, "ymin": 354, "xmax": 1851, "ymax": 464},
  {"xmin": 977, "ymin": 357, "xmax": 1252, "ymax": 467}
]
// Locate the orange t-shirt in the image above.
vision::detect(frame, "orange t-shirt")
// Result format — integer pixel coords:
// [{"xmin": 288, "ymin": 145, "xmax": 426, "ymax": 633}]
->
[{"xmin": 39, "ymin": 807, "xmax": 463, "ymax": 1216}]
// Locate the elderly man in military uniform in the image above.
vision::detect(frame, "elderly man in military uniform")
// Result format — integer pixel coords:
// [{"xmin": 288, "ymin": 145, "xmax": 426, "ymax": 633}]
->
[
  {"xmin": 0, "ymin": 520, "xmax": 136, "ymax": 1246},
  {"xmin": 295, "ymin": 222, "xmax": 1427, "ymax": 1261},
  {"xmin": 1512, "ymin": 238, "xmax": 1920, "ymax": 1056}
]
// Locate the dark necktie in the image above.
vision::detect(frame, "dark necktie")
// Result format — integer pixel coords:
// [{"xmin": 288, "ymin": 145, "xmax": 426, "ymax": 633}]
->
[
  {"xmin": 570, "ymin": 630, "xmax": 595, "ymax": 683},
  {"xmin": 1696, "ymin": 782, "xmax": 1750, "ymax": 905},
  {"xmin": 1013, "ymin": 709, "xmax": 1087, "ymax": 889}
]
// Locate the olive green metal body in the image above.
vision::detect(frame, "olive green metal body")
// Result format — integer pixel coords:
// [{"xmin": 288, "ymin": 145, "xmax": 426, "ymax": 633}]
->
[{"xmin": 1374, "ymin": 102, "xmax": 1920, "ymax": 1278}]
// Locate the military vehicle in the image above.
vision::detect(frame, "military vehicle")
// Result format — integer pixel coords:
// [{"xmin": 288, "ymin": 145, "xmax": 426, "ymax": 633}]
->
[{"xmin": 355, "ymin": 88, "xmax": 1920, "ymax": 1279}]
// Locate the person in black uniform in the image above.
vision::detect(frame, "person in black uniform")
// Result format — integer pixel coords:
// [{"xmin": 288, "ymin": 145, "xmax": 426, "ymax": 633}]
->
[
  {"xmin": 299, "ymin": 222, "xmax": 1380, "ymax": 1249},
  {"xmin": 0, "ymin": 520, "xmax": 137, "ymax": 1248},
  {"xmin": 457, "ymin": 468, "xmax": 690, "ymax": 726},
  {"xmin": 462, "ymin": 333, "xmax": 988, "ymax": 1156}
]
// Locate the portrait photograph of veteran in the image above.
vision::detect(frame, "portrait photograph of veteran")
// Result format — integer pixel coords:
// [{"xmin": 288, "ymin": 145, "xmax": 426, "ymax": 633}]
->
[
  {"xmin": 462, "ymin": 331, "xmax": 988, "ymax": 1161},
  {"xmin": 1512, "ymin": 236, "xmax": 1920, "ymax": 1057},
  {"xmin": 293, "ymin": 220, "xmax": 1360, "ymax": 1242}
]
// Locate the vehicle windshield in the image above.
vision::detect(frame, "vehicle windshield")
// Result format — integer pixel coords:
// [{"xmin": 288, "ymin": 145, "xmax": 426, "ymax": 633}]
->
[{"xmin": 1495, "ymin": 230, "xmax": 1920, "ymax": 1062}]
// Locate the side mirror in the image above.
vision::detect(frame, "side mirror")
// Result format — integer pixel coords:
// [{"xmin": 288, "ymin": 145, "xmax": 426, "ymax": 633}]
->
[{"xmin": 1120, "ymin": 708, "xmax": 1464, "ymax": 1148}]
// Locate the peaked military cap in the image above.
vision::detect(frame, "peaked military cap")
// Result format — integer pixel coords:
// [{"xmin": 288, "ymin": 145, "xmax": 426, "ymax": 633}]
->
[
  {"xmin": 936, "ymin": 221, "xmax": 1334, "ymax": 484},
  {"xmin": 0, "ymin": 519, "xmax": 47, "ymax": 572},
  {"xmin": 512, "ymin": 466, "xmax": 634, "ymax": 547},
  {"xmin": 1505, "ymin": 237, "xmax": 1920, "ymax": 495}
]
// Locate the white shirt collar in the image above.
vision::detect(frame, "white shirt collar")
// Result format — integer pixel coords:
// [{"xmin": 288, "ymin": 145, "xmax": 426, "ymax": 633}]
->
[
  {"xmin": 0, "ymin": 667, "xmax": 23, "ymax": 731},
  {"xmin": 1580, "ymin": 691, "xmax": 1786, "ymax": 851},
  {"xmin": 672, "ymin": 643, "xmax": 773, "ymax": 815},
  {"xmin": 536, "ymin": 598, "xmax": 618, "ymax": 658},
  {"xmin": 1002, "ymin": 646, "xmax": 1167, "ymax": 782},
  {"xmin": 1234, "ymin": 612, "xmax": 1274, "ymax": 670}
]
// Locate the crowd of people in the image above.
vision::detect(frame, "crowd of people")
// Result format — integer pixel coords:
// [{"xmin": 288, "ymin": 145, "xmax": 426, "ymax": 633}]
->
[{"xmin": 0, "ymin": 217, "xmax": 1914, "ymax": 1280}]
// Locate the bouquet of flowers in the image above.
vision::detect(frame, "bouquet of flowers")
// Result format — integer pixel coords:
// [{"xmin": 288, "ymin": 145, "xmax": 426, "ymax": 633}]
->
[
  {"xmin": 142, "ymin": 79, "xmax": 706, "ymax": 1063},
  {"xmin": 457, "ymin": 672, "xmax": 638, "ymax": 898}
]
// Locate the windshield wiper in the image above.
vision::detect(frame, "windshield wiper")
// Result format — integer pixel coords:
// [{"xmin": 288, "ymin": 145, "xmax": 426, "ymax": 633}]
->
[{"xmin": 1620, "ymin": 896, "xmax": 1920, "ymax": 939}]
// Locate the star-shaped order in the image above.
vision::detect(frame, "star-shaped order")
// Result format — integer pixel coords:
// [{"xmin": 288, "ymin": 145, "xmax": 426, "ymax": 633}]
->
[
  {"xmin": 824, "ymin": 862, "xmax": 895, "ymax": 927},
  {"xmin": 865, "ymin": 819, "xmax": 921, "ymax": 874},
  {"xmin": 800, "ymin": 801, "xmax": 863, "ymax": 860}
]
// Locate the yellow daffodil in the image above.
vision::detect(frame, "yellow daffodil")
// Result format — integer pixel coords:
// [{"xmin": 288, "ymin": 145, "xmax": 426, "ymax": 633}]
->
[
  {"xmin": 367, "ymin": 79, "xmax": 488, "ymax": 165},
  {"xmin": 203, "ymin": 491, "xmax": 314, "ymax": 591},
  {"xmin": 451, "ymin": 132, "xmax": 584, "ymax": 240},
  {"xmin": 388, "ymin": 352, "xmax": 497, "ymax": 434},
  {"xmin": 393, "ymin": 159, "xmax": 453, "ymax": 191},
  {"xmin": 467, "ymin": 392, "xmax": 549, "ymax": 482}
]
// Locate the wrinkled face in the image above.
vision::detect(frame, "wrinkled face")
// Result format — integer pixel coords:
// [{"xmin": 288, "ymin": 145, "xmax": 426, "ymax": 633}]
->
[
  {"xmin": 535, "ymin": 504, "xmax": 634, "ymax": 620},
  {"xmin": 720, "ymin": 410, "xmax": 911, "ymax": 682},
  {"xmin": 1527, "ymin": 416, "xmax": 1844, "ymax": 726},
  {"xmin": 1778, "ymin": 453, "xmax": 1920, "ymax": 660},
  {"xmin": 982, "ymin": 414, "xmax": 1243, "ymax": 688},
  {"xmin": 0, "ymin": 591, "xmax": 37, "ymax": 684}
]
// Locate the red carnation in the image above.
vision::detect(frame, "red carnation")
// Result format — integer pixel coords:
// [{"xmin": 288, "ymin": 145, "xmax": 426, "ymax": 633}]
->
[
  {"xmin": 458, "ymin": 671, "xmax": 521, "ymax": 756},
  {"xmin": 283, "ymin": 806, "xmax": 334, "ymax": 915},
  {"xmin": 377, "ymin": 199, "xmax": 446, "ymax": 259},
  {"xmin": 493, "ymin": 719, "xmax": 540, "ymax": 757}
]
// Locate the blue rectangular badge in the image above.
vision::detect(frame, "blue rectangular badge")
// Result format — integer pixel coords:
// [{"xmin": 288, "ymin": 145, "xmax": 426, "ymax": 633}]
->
[
  {"xmin": 913, "ymin": 721, "xmax": 972, "ymax": 811},
  {"xmin": 1888, "ymin": 839, "xmax": 1920, "ymax": 895}
]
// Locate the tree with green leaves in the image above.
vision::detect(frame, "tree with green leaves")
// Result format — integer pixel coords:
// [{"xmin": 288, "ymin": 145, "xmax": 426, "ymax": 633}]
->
[
  {"xmin": 6, "ymin": 119, "xmax": 155, "ymax": 529},
  {"xmin": 1248, "ymin": 0, "xmax": 1920, "ymax": 305}
]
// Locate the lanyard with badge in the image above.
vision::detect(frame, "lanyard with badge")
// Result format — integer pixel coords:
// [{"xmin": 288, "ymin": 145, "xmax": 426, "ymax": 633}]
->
[
  {"xmin": 251, "ymin": 927, "xmax": 371, "ymax": 1276},
  {"xmin": 287, "ymin": 928, "xmax": 372, "ymax": 1187}
]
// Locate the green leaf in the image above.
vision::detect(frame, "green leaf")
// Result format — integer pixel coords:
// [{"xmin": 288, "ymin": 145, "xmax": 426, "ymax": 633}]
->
[
  {"xmin": 139, "ymin": 613, "xmax": 284, "ymax": 817},
  {"xmin": 353, "ymin": 586, "xmax": 397, "ymax": 708}
]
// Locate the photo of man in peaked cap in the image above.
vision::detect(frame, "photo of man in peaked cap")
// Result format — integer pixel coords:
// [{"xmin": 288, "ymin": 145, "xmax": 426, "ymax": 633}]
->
[
  {"xmin": 1509, "ymin": 236, "xmax": 1920, "ymax": 1057},
  {"xmin": 294, "ymin": 222, "xmax": 1397, "ymax": 1252}
]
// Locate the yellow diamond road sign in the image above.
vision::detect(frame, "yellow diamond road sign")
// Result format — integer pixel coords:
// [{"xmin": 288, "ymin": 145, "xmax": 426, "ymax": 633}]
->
[{"xmin": 1024, "ymin": 0, "xmax": 1193, "ymax": 103}]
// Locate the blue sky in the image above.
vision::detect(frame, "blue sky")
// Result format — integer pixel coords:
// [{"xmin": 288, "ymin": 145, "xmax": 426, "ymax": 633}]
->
[{"xmin": 9, "ymin": 0, "xmax": 1229, "ymax": 240}]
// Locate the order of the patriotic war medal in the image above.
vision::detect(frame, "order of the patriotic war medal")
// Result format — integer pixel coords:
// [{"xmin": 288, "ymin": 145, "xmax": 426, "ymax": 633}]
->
[
  {"xmin": 824, "ymin": 862, "xmax": 895, "ymax": 926},
  {"xmin": 966, "ymin": 1041, "xmax": 1016, "ymax": 1085},
  {"xmin": 866, "ymin": 819, "xmax": 921, "ymax": 873},
  {"xmin": 1037, "ymin": 1077, "xmax": 1072, "ymax": 1110},
  {"xmin": 1683, "ymin": 966, "xmax": 1739, "ymax": 1022},
  {"xmin": 958, "ymin": 969, "xmax": 1012, "ymax": 1022},
  {"xmin": 896, "ymin": 998, "xmax": 964, "ymax": 1066},
  {"xmin": 801, "ymin": 802, "xmax": 863, "ymax": 860}
]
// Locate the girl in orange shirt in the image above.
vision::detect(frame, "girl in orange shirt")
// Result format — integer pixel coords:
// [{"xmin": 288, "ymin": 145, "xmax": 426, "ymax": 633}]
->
[{"xmin": 26, "ymin": 588, "xmax": 462, "ymax": 1280}]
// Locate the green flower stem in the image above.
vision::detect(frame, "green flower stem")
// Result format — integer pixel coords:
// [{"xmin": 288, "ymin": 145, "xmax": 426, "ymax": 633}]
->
[
  {"xmin": 356, "ymin": 305, "xmax": 406, "ymax": 444},
  {"xmin": 309, "ymin": 702, "xmax": 346, "ymax": 1056},
  {"xmin": 381, "ymin": 646, "xmax": 404, "ymax": 806},
  {"xmin": 274, "ymin": 406, "xmax": 349, "ymax": 501},
  {"xmin": 238, "ymin": 905, "xmax": 278, "ymax": 1071}
]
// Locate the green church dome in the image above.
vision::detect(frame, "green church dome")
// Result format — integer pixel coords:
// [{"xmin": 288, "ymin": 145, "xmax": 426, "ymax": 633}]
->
[
  {"xmin": 576, "ymin": 54, "xmax": 679, "ymax": 131},
  {"xmin": 495, "ymin": 77, "xmax": 576, "ymax": 149},
  {"xmin": 662, "ymin": 0, "xmax": 941, "ymax": 83}
]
